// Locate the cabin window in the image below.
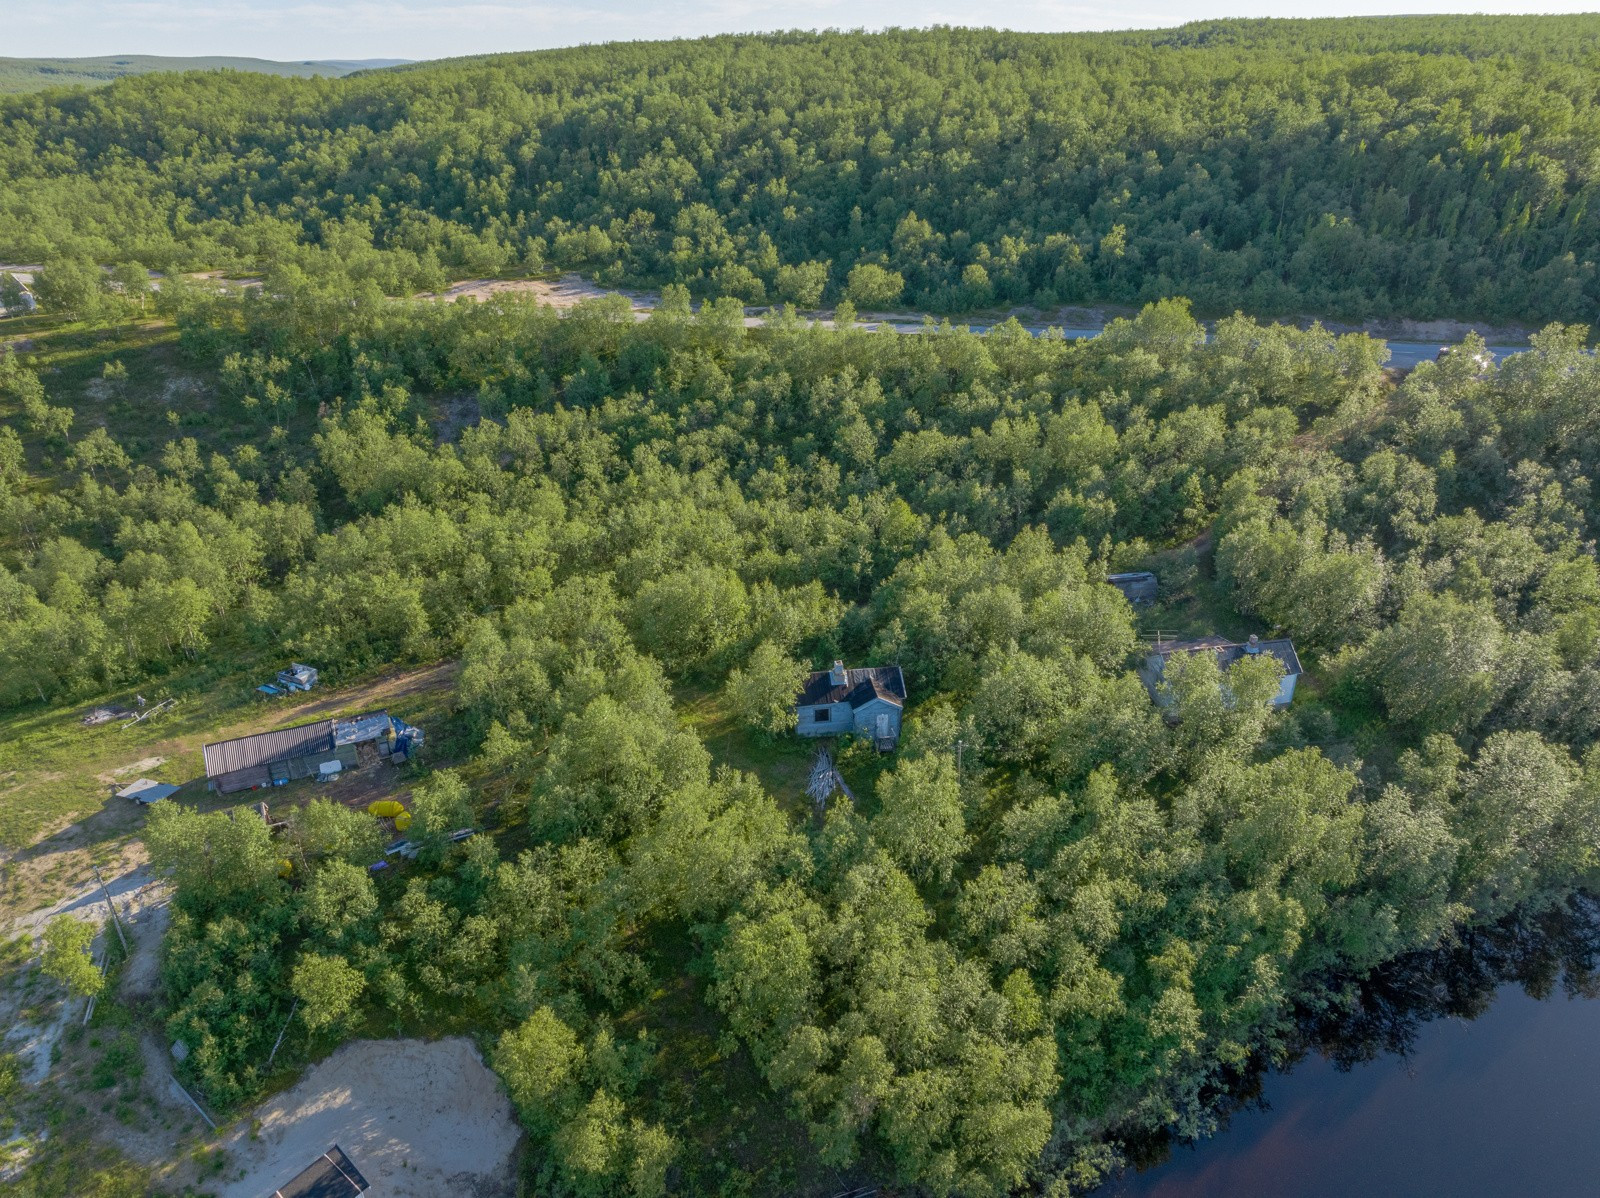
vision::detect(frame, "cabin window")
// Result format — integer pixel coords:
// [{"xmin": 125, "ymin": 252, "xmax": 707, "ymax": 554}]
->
[{"xmin": 813, "ymin": 708, "xmax": 830, "ymax": 723}]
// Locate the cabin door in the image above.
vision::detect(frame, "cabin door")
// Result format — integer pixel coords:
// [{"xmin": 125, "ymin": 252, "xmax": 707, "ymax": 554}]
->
[{"xmin": 876, "ymin": 713, "xmax": 889, "ymax": 738}]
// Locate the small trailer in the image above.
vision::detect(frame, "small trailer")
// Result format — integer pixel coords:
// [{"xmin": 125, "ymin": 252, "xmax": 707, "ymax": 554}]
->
[{"xmin": 115, "ymin": 778, "xmax": 178, "ymax": 805}]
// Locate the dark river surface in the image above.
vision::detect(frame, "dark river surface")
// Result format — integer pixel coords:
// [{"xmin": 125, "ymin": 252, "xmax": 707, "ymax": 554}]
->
[{"xmin": 1106, "ymin": 903, "xmax": 1600, "ymax": 1198}]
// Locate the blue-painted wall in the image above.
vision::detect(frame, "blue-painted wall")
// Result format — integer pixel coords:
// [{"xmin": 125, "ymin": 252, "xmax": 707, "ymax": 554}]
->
[
  {"xmin": 797, "ymin": 701, "xmax": 852, "ymax": 735},
  {"xmin": 796, "ymin": 698, "xmax": 902, "ymax": 739}
]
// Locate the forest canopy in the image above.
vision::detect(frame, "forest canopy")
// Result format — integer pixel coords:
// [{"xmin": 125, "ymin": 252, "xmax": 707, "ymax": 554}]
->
[
  {"xmin": 3, "ymin": 271, "xmax": 1600, "ymax": 1192},
  {"xmin": 2, "ymin": 16, "xmax": 1600, "ymax": 322},
  {"xmin": 5, "ymin": 14, "xmax": 1600, "ymax": 1197}
]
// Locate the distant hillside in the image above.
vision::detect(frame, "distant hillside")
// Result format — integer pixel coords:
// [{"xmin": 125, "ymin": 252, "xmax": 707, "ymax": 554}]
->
[
  {"xmin": 2, "ymin": 18, "xmax": 1599, "ymax": 324},
  {"xmin": 0, "ymin": 55, "xmax": 410, "ymax": 94}
]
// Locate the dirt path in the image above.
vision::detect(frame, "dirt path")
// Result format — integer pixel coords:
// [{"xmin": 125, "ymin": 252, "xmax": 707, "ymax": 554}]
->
[
  {"xmin": 419, "ymin": 271, "xmax": 1543, "ymax": 351},
  {"xmin": 274, "ymin": 661, "xmax": 457, "ymax": 722},
  {"xmin": 215, "ymin": 1037, "xmax": 520, "ymax": 1198}
]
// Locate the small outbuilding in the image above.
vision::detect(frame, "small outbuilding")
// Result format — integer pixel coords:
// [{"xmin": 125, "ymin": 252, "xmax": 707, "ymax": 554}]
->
[
  {"xmin": 115, "ymin": 778, "xmax": 178, "ymax": 805},
  {"xmin": 1107, "ymin": 571, "xmax": 1158, "ymax": 605},
  {"xmin": 1141, "ymin": 634, "xmax": 1302, "ymax": 709},
  {"xmin": 277, "ymin": 663, "xmax": 319, "ymax": 693},
  {"xmin": 202, "ymin": 710, "xmax": 422, "ymax": 793},
  {"xmin": 796, "ymin": 661, "xmax": 907, "ymax": 750},
  {"xmin": 269, "ymin": 1144, "xmax": 370, "ymax": 1198}
]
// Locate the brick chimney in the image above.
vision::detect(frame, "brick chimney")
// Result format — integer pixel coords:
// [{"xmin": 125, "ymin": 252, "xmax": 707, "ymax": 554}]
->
[{"xmin": 829, "ymin": 660, "xmax": 848, "ymax": 687}]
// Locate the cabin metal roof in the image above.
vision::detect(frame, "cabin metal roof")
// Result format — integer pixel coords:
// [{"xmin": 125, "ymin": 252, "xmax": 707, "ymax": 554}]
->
[
  {"xmin": 1148, "ymin": 636, "xmax": 1303, "ymax": 677},
  {"xmin": 202, "ymin": 710, "xmax": 395, "ymax": 778},
  {"xmin": 332, "ymin": 711, "xmax": 391, "ymax": 746},
  {"xmin": 798, "ymin": 665, "xmax": 906, "ymax": 709},
  {"xmin": 203, "ymin": 720, "xmax": 335, "ymax": 778}
]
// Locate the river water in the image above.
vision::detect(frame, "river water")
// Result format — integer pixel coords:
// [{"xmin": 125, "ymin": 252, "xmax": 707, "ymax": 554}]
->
[{"xmin": 1107, "ymin": 904, "xmax": 1600, "ymax": 1198}]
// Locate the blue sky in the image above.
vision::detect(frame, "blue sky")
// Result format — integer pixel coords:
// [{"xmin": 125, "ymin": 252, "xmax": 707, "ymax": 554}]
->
[{"xmin": 9, "ymin": 1, "xmax": 1597, "ymax": 61}]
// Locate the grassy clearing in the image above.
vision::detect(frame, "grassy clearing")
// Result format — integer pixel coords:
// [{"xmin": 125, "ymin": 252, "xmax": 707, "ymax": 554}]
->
[
  {"xmin": 2, "ymin": 312, "xmax": 326, "ymax": 513},
  {"xmin": 674, "ymin": 681, "xmax": 821, "ymax": 818},
  {"xmin": 620, "ymin": 922, "xmax": 874, "ymax": 1198},
  {"xmin": 0, "ymin": 659, "xmax": 459, "ymax": 920}
]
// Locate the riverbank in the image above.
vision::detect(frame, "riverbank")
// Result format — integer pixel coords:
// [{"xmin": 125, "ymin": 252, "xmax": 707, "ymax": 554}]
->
[{"xmin": 1107, "ymin": 895, "xmax": 1600, "ymax": 1197}]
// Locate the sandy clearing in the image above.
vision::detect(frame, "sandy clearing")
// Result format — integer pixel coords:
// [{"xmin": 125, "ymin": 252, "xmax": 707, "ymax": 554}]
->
[
  {"xmin": 4, "ymin": 985, "xmax": 78, "ymax": 1086},
  {"xmin": 216, "ymin": 1037, "xmax": 520, "ymax": 1198},
  {"xmin": 6, "ymin": 863, "xmax": 152, "ymax": 943},
  {"xmin": 117, "ymin": 878, "xmax": 171, "ymax": 1003},
  {"xmin": 421, "ymin": 271, "xmax": 654, "ymax": 310},
  {"xmin": 2, "ymin": 866, "xmax": 155, "ymax": 1088},
  {"xmin": 0, "ymin": 918, "xmax": 100, "ymax": 1086},
  {"xmin": 95, "ymin": 755, "xmax": 167, "ymax": 785}
]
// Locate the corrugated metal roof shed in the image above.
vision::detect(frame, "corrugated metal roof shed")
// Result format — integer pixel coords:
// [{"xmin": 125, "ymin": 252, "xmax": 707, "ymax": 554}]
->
[
  {"xmin": 1149, "ymin": 636, "xmax": 1302, "ymax": 677},
  {"xmin": 202, "ymin": 721, "xmax": 335, "ymax": 779}
]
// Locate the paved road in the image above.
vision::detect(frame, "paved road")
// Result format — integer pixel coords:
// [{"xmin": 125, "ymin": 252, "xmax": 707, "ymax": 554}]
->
[
  {"xmin": 870, "ymin": 316, "xmax": 1521, "ymax": 370},
  {"xmin": 0, "ymin": 263, "xmax": 1532, "ymax": 370}
]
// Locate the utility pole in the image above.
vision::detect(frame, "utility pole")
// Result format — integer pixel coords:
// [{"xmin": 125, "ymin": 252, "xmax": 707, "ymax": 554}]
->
[{"xmin": 90, "ymin": 864, "xmax": 129, "ymax": 954}]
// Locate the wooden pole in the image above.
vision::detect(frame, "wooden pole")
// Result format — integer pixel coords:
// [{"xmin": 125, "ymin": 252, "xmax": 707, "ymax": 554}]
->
[
  {"xmin": 91, "ymin": 865, "xmax": 129, "ymax": 953},
  {"xmin": 83, "ymin": 951, "xmax": 104, "ymax": 1026},
  {"xmin": 170, "ymin": 1072, "xmax": 218, "ymax": 1132}
]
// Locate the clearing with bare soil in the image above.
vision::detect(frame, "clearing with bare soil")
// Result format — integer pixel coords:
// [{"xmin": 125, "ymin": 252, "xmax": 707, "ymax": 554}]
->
[
  {"xmin": 421, "ymin": 271, "xmax": 654, "ymax": 310},
  {"xmin": 214, "ymin": 1037, "xmax": 520, "ymax": 1198},
  {"xmin": 0, "ymin": 660, "xmax": 458, "ymax": 922}
]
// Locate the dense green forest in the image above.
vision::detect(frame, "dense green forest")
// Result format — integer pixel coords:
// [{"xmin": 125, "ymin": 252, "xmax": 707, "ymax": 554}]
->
[
  {"xmin": 4, "ymin": 16, "xmax": 1600, "ymax": 322},
  {"xmin": 3, "ymin": 256, "xmax": 1599, "ymax": 1192},
  {"xmin": 5, "ymin": 14, "xmax": 1600, "ymax": 1197}
]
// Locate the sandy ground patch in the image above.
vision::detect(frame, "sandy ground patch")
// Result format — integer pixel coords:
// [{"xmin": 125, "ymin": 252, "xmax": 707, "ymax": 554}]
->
[
  {"xmin": 161, "ymin": 376, "xmax": 205, "ymax": 404},
  {"xmin": 117, "ymin": 877, "xmax": 171, "ymax": 1003},
  {"xmin": 3, "ymin": 983, "xmax": 79, "ymax": 1086},
  {"xmin": 7, "ymin": 863, "xmax": 151, "ymax": 944},
  {"xmin": 422, "ymin": 271, "xmax": 654, "ymax": 311},
  {"xmin": 0, "ymin": 863, "xmax": 158, "ymax": 1087},
  {"xmin": 95, "ymin": 756, "xmax": 168, "ymax": 785},
  {"xmin": 215, "ymin": 1037, "xmax": 520, "ymax": 1198}
]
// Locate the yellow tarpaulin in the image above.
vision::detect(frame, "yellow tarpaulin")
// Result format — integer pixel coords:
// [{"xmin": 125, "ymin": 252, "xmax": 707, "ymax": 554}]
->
[{"xmin": 368, "ymin": 800, "xmax": 405, "ymax": 818}]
